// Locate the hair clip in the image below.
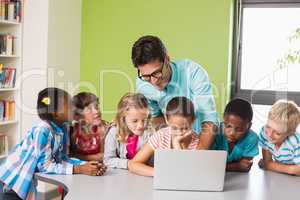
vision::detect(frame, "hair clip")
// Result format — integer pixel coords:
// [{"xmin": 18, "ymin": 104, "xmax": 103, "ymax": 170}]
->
[{"xmin": 42, "ymin": 97, "xmax": 50, "ymax": 105}]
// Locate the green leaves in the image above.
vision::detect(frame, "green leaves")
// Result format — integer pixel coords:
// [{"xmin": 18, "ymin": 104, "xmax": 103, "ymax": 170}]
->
[{"xmin": 277, "ymin": 28, "xmax": 300, "ymax": 69}]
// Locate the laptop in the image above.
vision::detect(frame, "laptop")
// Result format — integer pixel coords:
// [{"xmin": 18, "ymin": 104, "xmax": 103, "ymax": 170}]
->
[{"xmin": 153, "ymin": 149, "xmax": 227, "ymax": 192}]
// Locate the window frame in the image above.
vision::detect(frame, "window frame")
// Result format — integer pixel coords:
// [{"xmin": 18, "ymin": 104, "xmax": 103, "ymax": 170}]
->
[{"xmin": 232, "ymin": 0, "xmax": 300, "ymax": 105}]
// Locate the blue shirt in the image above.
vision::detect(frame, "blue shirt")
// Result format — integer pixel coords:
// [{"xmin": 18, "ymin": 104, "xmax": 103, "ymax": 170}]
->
[
  {"xmin": 258, "ymin": 127, "xmax": 300, "ymax": 165},
  {"xmin": 212, "ymin": 123, "xmax": 259, "ymax": 162},
  {"xmin": 0, "ymin": 121, "xmax": 84, "ymax": 200},
  {"xmin": 136, "ymin": 59, "xmax": 219, "ymax": 134}
]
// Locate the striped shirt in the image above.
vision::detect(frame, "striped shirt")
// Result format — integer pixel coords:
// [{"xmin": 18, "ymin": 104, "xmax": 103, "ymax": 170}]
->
[
  {"xmin": 0, "ymin": 121, "xmax": 84, "ymax": 200},
  {"xmin": 258, "ymin": 127, "xmax": 300, "ymax": 165},
  {"xmin": 148, "ymin": 127, "xmax": 199, "ymax": 150}
]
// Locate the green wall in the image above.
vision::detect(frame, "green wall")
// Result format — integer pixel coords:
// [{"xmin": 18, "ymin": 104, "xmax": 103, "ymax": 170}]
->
[{"xmin": 80, "ymin": 0, "xmax": 234, "ymax": 121}]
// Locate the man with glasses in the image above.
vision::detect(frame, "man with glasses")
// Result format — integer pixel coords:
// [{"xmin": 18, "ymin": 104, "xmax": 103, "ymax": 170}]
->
[{"xmin": 132, "ymin": 35, "xmax": 219, "ymax": 149}]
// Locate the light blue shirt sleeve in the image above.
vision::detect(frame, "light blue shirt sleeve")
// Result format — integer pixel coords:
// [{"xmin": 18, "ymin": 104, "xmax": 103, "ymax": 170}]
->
[
  {"xmin": 241, "ymin": 131, "xmax": 259, "ymax": 158},
  {"xmin": 293, "ymin": 146, "xmax": 300, "ymax": 165},
  {"xmin": 292, "ymin": 134, "xmax": 300, "ymax": 165},
  {"xmin": 258, "ymin": 127, "xmax": 270, "ymax": 151},
  {"xmin": 189, "ymin": 61, "xmax": 219, "ymax": 126}
]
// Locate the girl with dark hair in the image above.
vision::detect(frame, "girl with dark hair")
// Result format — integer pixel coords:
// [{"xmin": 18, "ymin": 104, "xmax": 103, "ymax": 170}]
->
[
  {"xmin": 71, "ymin": 92, "xmax": 109, "ymax": 161},
  {"xmin": 0, "ymin": 88, "xmax": 106, "ymax": 200},
  {"xmin": 128, "ymin": 96, "xmax": 200, "ymax": 177}
]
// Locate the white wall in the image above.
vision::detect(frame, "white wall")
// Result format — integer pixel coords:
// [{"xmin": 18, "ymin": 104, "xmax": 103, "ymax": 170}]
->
[
  {"xmin": 21, "ymin": 0, "xmax": 82, "ymax": 135},
  {"xmin": 21, "ymin": 0, "xmax": 49, "ymax": 135},
  {"xmin": 48, "ymin": 0, "xmax": 82, "ymax": 95}
]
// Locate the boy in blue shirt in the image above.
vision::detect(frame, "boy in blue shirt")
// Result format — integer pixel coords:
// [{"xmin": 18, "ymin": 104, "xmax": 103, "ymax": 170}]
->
[{"xmin": 212, "ymin": 98, "xmax": 259, "ymax": 172}]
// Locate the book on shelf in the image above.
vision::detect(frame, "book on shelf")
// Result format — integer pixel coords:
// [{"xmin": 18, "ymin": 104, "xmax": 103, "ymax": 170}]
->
[
  {"xmin": 0, "ymin": 101, "xmax": 3, "ymax": 121},
  {"xmin": 0, "ymin": 0, "xmax": 22, "ymax": 22},
  {"xmin": 0, "ymin": 100, "xmax": 15, "ymax": 121},
  {"xmin": 0, "ymin": 133, "xmax": 7, "ymax": 156},
  {"xmin": 0, "ymin": 64, "xmax": 16, "ymax": 88},
  {"xmin": 0, "ymin": 34, "xmax": 17, "ymax": 56}
]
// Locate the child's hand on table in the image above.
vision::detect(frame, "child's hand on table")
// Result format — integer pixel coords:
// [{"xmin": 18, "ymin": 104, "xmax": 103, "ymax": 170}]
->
[
  {"xmin": 258, "ymin": 159, "xmax": 265, "ymax": 169},
  {"xmin": 96, "ymin": 162, "xmax": 107, "ymax": 176},
  {"xmin": 74, "ymin": 161, "xmax": 107, "ymax": 176},
  {"xmin": 288, "ymin": 165, "xmax": 300, "ymax": 176},
  {"xmin": 237, "ymin": 158, "xmax": 253, "ymax": 172}
]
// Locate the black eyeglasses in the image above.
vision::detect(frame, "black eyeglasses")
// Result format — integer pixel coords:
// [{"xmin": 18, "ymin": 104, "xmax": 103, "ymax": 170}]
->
[{"xmin": 138, "ymin": 60, "xmax": 166, "ymax": 82}]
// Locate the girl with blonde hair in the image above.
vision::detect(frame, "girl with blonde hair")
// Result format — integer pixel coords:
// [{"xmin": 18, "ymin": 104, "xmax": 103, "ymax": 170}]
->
[{"xmin": 104, "ymin": 93, "xmax": 153, "ymax": 169}]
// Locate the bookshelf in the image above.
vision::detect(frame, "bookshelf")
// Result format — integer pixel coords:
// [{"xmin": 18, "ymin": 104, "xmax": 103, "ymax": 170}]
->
[{"xmin": 0, "ymin": 0, "xmax": 23, "ymax": 160}]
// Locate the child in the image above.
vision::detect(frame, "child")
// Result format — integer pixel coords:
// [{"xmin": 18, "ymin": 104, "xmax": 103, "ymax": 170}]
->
[
  {"xmin": 128, "ymin": 96, "xmax": 200, "ymax": 177},
  {"xmin": 0, "ymin": 88, "xmax": 106, "ymax": 200},
  {"xmin": 258, "ymin": 100, "xmax": 300, "ymax": 176},
  {"xmin": 103, "ymin": 93, "xmax": 153, "ymax": 169},
  {"xmin": 71, "ymin": 92, "xmax": 109, "ymax": 161},
  {"xmin": 211, "ymin": 98, "xmax": 259, "ymax": 172}
]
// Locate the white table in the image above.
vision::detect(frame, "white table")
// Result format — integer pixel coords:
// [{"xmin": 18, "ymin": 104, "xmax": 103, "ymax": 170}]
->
[{"xmin": 34, "ymin": 164, "xmax": 300, "ymax": 200}]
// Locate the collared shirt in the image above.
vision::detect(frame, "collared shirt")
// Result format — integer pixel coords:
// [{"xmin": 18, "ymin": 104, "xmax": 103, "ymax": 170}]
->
[
  {"xmin": 0, "ymin": 121, "xmax": 84, "ymax": 200},
  {"xmin": 211, "ymin": 123, "xmax": 259, "ymax": 162},
  {"xmin": 258, "ymin": 127, "xmax": 300, "ymax": 165},
  {"xmin": 137, "ymin": 59, "xmax": 219, "ymax": 134}
]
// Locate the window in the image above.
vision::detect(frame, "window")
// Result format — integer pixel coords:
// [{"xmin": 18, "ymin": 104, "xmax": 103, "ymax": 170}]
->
[
  {"xmin": 232, "ymin": 0, "xmax": 300, "ymax": 131},
  {"xmin": 233, "ymin": 0, "xmax": 300, "ymax": 105}
]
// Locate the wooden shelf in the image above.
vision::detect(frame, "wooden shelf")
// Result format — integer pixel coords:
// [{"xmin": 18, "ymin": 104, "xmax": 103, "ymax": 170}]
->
[
  {"xmin": 0, "ymin": 20, "xmax": 21, "ymax": 25},
  {"xmin": 0, "ymin": 88, "xmax": 17, "ymax": 92},
  {"xmin": 0, "ymin": 120, "xmax": 18, "ymax": 126},
  {"xmin": 0, "ymin": 55, "xmax": 19, "ymax": 58},
  {"xmin": 0, "ymin": 154, "xmax": 7, "ymax": 159}
]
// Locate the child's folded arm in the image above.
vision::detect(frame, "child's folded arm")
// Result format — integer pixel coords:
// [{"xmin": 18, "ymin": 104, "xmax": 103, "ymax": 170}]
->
[
  {"xmin": 103, "ymin": 157, "xmax": 128, "ymax": 169},
  {"xmin": 226, "ymin": 162, "xmax": 244, "ymax": 172},
  {"xmin": 264, "ymin": 160, "xmax": 298, "ymax": 175},
  {"xmin": 128, "ymin": 143, "xmax": 154, "ymax": 177},
  {"xmin": 226, "ymin": 157, "xmax": 253, "ymax": 172},
  {"xmin": 261, "ymin": 149, "xmax": 296, "ymax": 175},
  {"xmin": 37, "ymin": 160, "xmax": 74, "ymax": 175}
]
